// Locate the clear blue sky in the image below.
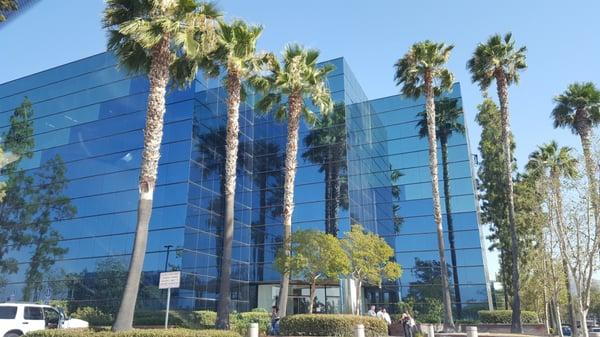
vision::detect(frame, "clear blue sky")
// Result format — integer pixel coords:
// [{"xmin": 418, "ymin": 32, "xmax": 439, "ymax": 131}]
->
[{"xmin": 1, "ymin": 0, "xmax": 600, "ymax": 280}]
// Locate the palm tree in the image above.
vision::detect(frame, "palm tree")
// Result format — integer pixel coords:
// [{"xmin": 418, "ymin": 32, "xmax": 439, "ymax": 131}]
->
[
  {"xmin": 394, "ymin": 40, "xmax": 455, "ymax": 331},
  {"xmin": 467, "ymin": 32, "xmax": 527, "ymax": 333},
  {"xmin": 525, "ymin": 141, "xmax": 578, "ymax": 336},
  {"xmin": 417, "ymin": 97, "xmax": 465, "ymax": 318},
  {"xmin": 252, "ymin": 44, "xmax": 334, "ymax": 316},
  {"xmin": 302, "ymin": 103, "xmax": 348, "ymax": 236},
  {"xmin": 0, "ymin": 0, "xmax": 17, "ymax": 22},
  {"xmin": 198, "ymin": 19, "xmax": 270, "ymax": 329},
  {"xmin": 552, "ymin": 82, "xmax": 600, "ymax": 226},
  {"xmin": 102, "ymin": 0, "xmax": 220, "ymax": 331}
]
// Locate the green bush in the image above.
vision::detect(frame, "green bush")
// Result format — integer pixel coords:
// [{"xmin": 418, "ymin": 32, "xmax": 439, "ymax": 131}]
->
[
  {"xmin": 478, "ymin": 310, "xmax": 539, "ymax": 324},
  {"xmin": 71, "ymin": 307, "xmax": 113, "ymax": 327},
  {"xmin": 133, "ymin": 311, "xmax": 186, "ymax": 327},
  {"xmin": 231, "ymin": 312, "xmax": 271, "ymax": 336},
  {"xmin": 251, "ymin": 308, "xmax": 268, "ymax": 313},
  {"xmin": 193, "ymin": 311, "xmax": 217, "ymax": 329},
  {"xmin": 280, "ymin": 314, "xmax": 387, "ymax": 337},
  {"xmin": 26, "ymin": 328, "xmax": 241, "ymax": 337}
]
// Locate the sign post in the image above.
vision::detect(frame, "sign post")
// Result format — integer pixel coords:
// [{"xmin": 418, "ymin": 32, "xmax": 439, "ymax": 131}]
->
[{"xmin": 159, "ymin": 271, "xmax": 181, "ymax": 329}]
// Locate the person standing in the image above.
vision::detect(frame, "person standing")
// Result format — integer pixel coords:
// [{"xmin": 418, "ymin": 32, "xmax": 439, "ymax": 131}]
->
[
  {"xmin": 402, "ymin": 313, "xmax": 414, "ymax": 337},
  {"xmin": 270, "ymin": 306, "xmax": 280, "ymax": 336},
  {"xmin": 381, "ymin": 308, "xmax": 392, "ymax": 335},
  {"xmin": 368, "ymin": 305, "xmax": 377, "ymax": 317}
]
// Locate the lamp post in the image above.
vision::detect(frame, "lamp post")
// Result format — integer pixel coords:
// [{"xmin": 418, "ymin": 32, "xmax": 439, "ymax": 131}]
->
[{"xmin": 164, "ymin": 245, "xmax": 173, "ymax": 272}]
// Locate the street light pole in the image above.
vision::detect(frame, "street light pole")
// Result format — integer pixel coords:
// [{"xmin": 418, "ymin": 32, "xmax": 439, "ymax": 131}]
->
[{"xmin": 164, "ymin": 245, "xmax": 173, "ymax": 272}]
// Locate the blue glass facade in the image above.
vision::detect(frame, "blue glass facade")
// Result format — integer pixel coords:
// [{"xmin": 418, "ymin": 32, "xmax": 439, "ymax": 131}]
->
[{"xmin": 0, "ymin": 52, "xmax": 490, "ymax": 317}]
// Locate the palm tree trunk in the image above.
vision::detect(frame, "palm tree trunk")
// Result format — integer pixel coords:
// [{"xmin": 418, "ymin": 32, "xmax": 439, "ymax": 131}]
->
[
  {"xmin": 216, "ymin": 70, "xmax": 241, "ymax": 329},
  {"xmin": 277, "ymin": 92, "xmax": 303, "ymax": 317},
  {"xmin": 579, "ymin": 126, "xmax": 600, "ymax": 228},
  {"xmin": 495, "ymin": 70, "xmax": 522, "ymax": 334},
  {"xmin": 424, "ymin": 72, "xmax": 455, "ymax": 331},
  {"xmin": 112, "ymin": 36, "xmax": 171, "ymax": 332},
  {"xmin": 324, "ymin": 162, "xmax": 331, "ymax": 234},
  {"xmin": 441, "ymin": 137, "xmax": 462, "ymax": 318}
]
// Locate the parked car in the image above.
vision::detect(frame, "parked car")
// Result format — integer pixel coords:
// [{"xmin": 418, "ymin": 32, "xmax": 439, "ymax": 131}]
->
[
  {"xmin": 589, "ymin": 327, "xmax": 600, "ymax": 337},
  {"xmin": 562, "ymin": 325, "xmax": 572, "ymax": 336},
  {"xmin": 0, "ymin": 302, "xmax": 88, "ymax": 337}
]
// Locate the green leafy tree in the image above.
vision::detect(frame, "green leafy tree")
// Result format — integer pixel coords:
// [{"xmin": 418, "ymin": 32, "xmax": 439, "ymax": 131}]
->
[
  {"xmin": 0, "ymin": 99, "xmax": 35, "ymax": 287},
  {"xmin": 525, "ymin": 141, "xmax": 578, "ymax": 333},
  {"xmin": 552, "ymin": 82, "xmax": 600, "ymax": 234},
  {"xmin": 22, "ymin": 155, "xmax": 76, "ymax": 301},
  {"xmin": 468, "ymin": 32, "xmax": 527, "ymax": 333},
  {"xmin": 0, "ymin": 146, "xmax": 19, "ymax": 202},
  {"xmin": 302, "ymin": 103, "xmax": 349, "ymax": 236},
  {"xmin": 274, "ymin": 230, "xmax": 350, "ymax": 314},
  {"xmin": 476, "ymin": 97, "xmax": 512, "ymax": 308},
  {"xmin": 394, "ymin": 40, "xmax": 455, "ymax": 331},
  {"xmin": 102, "ymin": 0, "xmax": 220, "ymax": 330},
  {"xmin": 0, "ymin": 0, "xmax": 17, "ymax": 22},
  {"xmin": 341, "ymin": 224, "xmax": 402, "ymax": 315},
  {"xmin": 417, "ymin": 97, "xmax": 465, "ymax": 317},
  {"xmin": 197, "ymin": 19, "xmax": 271, "ymax": 328},
  {"xmin": 252, "ymin": 44, "xmax": 334, "ymax": 316}
]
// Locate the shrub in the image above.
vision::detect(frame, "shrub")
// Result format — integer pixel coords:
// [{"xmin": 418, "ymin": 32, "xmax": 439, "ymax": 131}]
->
[
  {"xmin": 478, "ymin": 310, "xmax": 539, "ymax": 324},
  {"xmin": 251, "ymin": 308, "xmax": 268, "ymax": 313},
  {"xmin": 71, "ymin": 307, "xmax": 113, "ymax": 327},
  {"xmin": 133, "ymin": 311, "xmax": 186, "ymax": 327},
  {"xmin": 231, "ymin": 312, "xmax": 271, "ymax": 336},
  {"xmin": 280, "ymin": 314, "xmax": 387, "ymax": 337},
  {"xmin": 194, "ymin": 310, "xmax": 217, "ymax": 329},
  {"xmin": 26, "ymin": 328, "xmax": 241, "ymax": 337}
]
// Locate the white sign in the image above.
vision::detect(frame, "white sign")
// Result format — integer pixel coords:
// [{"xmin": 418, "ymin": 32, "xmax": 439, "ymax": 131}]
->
[{"xmin": 159, "ymin": 271, "xmax": 181, "ymax": 289}]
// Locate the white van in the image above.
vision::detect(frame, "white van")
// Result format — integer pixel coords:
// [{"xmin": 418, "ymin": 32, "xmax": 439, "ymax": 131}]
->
[{"xmin": 0, "ymin": 303, "xmax": 88, "ymax": 337}]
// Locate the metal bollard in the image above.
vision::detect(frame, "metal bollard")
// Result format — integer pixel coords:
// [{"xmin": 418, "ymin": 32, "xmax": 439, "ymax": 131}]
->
[
  {"xmin": 248, "ymin": 323, "xmax": 259, "ymax": 337},
  {"xmin": 354, "ymin": 324, "xmax": 365, "ymax": 337},
  {"xmin": 466, "ymin": 326, "xmax": 478, "ymax": 337},
  {"xmin": 427, "ymin": 324, "xmax": 435, "ymax": 337}
]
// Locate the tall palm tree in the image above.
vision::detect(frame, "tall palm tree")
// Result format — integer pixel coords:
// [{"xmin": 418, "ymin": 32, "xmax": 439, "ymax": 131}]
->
[
  {"xmin": 252, "ymin": 44, "xmax": 334, "ymax": 316},
  {"xmin": 525, "ymin": 141, "xmax": 578, "ymax": 336},
  {"xmin": 467, "ymin": 32, "xmax": 527, "ymax": 333},
  {"xmin": 0, "ymin": 0, "xmax": 17, "ymax": 22},
  {"xmin": 552, "ymin": 82, "xmax": 600, "ymax": 226},
  {"xmin": 198, "ymin": 19, "xmax": 270, "ymax": 329},
  {"xmin": 394, "ymin": 40, "xmax": 455, "ymax": 331},
  {"xmin": 102, "ymin": 0, "xmax": 220, "ymax": 331},
  {"xmin": 417, "ymin": 97, "xmax": 465, "ymax": 318}
]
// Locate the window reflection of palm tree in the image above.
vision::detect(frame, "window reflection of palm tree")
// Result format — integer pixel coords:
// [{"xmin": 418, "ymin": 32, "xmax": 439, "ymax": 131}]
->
[
  {"xmin": 195, "ymin": 124, "xmax": 251, "ymax": 298},
  {"xmin": 302, "ymin": 103, "xmax": 348, "ymax": 236},
  {"xmin": 390, "ymin": 168, "xmax": 404, "ymax": 233},
  {"xmin": 252, "ymin": 140, "xmax": 284, "ymax": 280}
]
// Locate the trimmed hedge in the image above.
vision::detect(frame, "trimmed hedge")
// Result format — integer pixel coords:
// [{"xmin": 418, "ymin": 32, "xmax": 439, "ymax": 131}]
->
[
  {"xmin": 71, "ymin": 307, "xmax": 113, "ymax": 327},
  {"xmin": 280, "ymin": 314, "xmax": 387, "ymax": 337},
  {"xmin": 26, "ymin": 328, "xmax": 241, "ymax": 337},
  {"xmin": 193, "ymin": 310, "xmax": 270, "ymax": 335},
  {"xmin": 478, "ymin": 310, "xmax": 539, "ymax": 324}
]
